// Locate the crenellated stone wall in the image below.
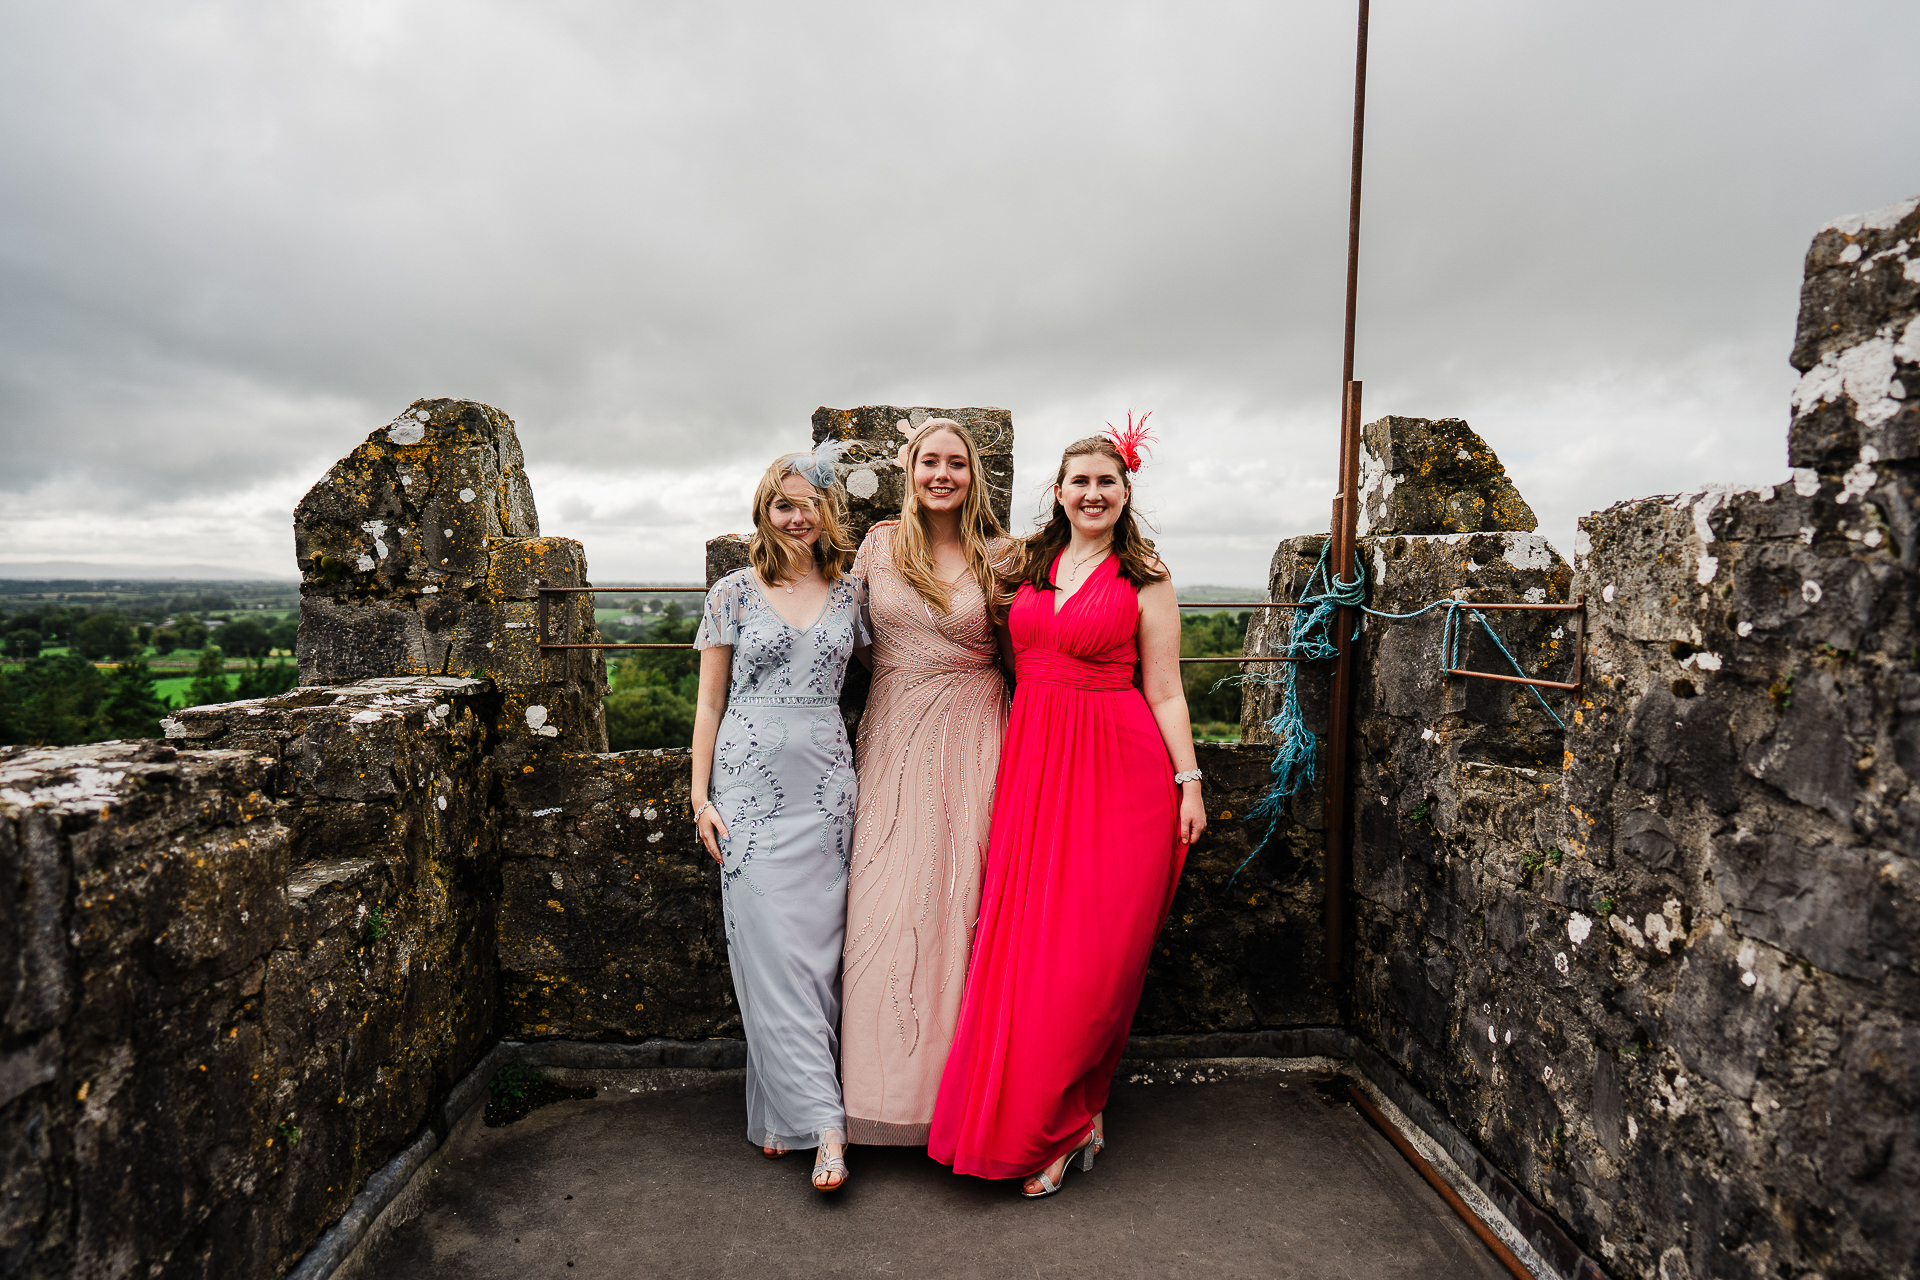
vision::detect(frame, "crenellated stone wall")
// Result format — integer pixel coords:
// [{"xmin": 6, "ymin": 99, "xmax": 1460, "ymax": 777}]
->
[
  {"xmin": 7, "ymin": 196, "xmax": 1919, "ymax": 1280},
  {"xmin": 1, "ymin": 678, "xmax": 498, "ymax": 1280},
  {"xmin": 1332, "ymin": 196, "xmax": 1920, "ymax": 1280}
]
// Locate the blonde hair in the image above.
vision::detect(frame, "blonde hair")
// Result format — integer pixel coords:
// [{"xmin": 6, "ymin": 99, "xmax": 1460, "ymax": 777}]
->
[
  {"xmin": 748, "ymin": 454, "xmax": 855, "ymax": 585},
  {"xmin": 892, "ymin": 419, "xmax": 1009, "ymax": 617}
]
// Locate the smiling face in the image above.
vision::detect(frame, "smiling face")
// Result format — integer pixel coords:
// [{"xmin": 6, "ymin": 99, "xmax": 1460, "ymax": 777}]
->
[
  {"xmin": 767, "ymin": 473, "xmax": 822, "ymax": 549},
  {"xmin": 1055, "ymin": 451, "xmax": 1128, "ymax": 540},
  {"xmin": 912, "ymin": 428, "xmax": 972, "ymax": 514}
]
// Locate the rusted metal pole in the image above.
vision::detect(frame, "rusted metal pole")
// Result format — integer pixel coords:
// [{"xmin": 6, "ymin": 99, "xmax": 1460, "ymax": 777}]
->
[{"xmin": 1322, "ymin": 0, "xmax": 1370, "ymax": 989}]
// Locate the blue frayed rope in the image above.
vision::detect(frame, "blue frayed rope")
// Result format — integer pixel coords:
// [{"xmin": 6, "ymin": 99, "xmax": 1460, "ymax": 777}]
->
[{"xmin": 1218, "ymin": 542, "xmax": 1567, "ymax": 891}]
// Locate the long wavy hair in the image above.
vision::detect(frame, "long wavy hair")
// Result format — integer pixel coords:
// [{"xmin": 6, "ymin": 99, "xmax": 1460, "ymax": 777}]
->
[
  {"xmin": 892, "ymin": 419, "xmax": 1009, "ymax": 618},
  {"xmin": 1015, "ymin": 436, "xmax": 1168, "ymax": 593},
  {"xmin": 748, "ymin": 454, "xmax": 855, "ymax": 585}
]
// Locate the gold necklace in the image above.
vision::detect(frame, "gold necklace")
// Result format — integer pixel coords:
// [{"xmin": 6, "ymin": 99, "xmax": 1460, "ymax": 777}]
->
[
  {"xmin": 1064, "ymin": 543, "xmax": 1111, "ymax": 582},
  {"xmin": 785, "ymin": 566, "xmax": 818, "ymax": 595}
]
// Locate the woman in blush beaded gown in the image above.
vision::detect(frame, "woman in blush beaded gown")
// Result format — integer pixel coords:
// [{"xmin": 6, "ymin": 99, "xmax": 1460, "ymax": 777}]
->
[
  {"xmin": 928, "ymin": 420, "xmax": 1208, "ymax": 1198},
  {"xmin": 691, "ymin": 443, "xmax": 868, "ymax": 1193},
  {"xmin": 841, "ymin": 418, "xmax": 1015, "ymax": 1147}
]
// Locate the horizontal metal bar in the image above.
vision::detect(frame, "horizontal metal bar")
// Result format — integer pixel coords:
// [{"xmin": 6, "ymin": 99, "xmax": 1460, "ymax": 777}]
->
[
  {"xmin": 1443, "ymin": 666, "xmax": 1580, "ymax": 691},
  {"xmin": 540, "ymin": 643, "xmax": 696, "ymax": 651},
  {"xmin": 537, "ymin": 586, "xmax": 706, "ymax": 594},
  {"xmin": 1180, "ymin": 655, "xmax": 1306, "ymax": 664},
  {"xmin": 1443, "ymin": 601, "xmax": 1581, "ymax": 611}
]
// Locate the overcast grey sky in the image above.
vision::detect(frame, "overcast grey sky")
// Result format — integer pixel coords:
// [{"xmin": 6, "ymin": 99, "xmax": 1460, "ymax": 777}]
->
[{"xmin": 2, "ymin": 1, "xmax": 1916, "ymax": 584}]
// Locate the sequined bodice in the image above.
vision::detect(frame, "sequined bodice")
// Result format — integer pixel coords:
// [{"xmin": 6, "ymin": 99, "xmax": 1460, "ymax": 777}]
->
[{"xmin": 696, "ymin": 568, "xmax": 869, "ymax": 703}]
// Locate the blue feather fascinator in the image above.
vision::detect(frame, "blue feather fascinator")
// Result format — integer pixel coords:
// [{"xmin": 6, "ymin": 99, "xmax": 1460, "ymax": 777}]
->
[{"xmin": 785, "ymin": 439, "xmax": 853, "ymax": 489}]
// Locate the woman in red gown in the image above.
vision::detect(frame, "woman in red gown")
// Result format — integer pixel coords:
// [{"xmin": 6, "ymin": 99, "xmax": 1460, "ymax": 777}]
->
[{"xmin": 928, "ymin": 425, "xmax": 1208, "ymax": 1197}]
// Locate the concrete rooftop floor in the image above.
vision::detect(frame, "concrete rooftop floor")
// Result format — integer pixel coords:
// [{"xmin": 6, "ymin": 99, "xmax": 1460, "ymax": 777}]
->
[{"xmin": 365, "ymin": 1059, "xmax": 1511, "ymax": 1280}]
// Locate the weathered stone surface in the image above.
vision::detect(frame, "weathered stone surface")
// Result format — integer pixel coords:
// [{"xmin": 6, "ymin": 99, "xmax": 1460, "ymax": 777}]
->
[
  {"xmin": 496, "ymin": 750, "xmax": 734, "ymax": 1041},
  {"xmin": 811, "ymin": 405, "xmax": 1016, "ymax": 545},
  {"xmin": 1134, "ymin": 742, "xmax": 1338, "ymax": 1031},
  {"xmin": 293, "ymin": 398, "xmax": 537, "ymax": 599},
  {"xmin": 1329, "ymin": 198, "xmax": 1920, "ymax": 1280},
  {"xmin": 1, "ymin": 678, "xmax": 498, "ymax": 1280},
  {"xmin": 1788, "ymin": 195, "xmax": 1920, "ymax": 471},
  {"xmin": 704, "ymin": 533, "xmax": 749, "ymax": 588},
  {"xmin": 1358, "ymin": 416, "xmax": 1538, "ymax": 536}
]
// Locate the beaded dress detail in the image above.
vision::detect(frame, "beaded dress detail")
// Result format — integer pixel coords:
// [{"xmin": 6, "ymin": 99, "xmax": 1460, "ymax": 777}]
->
[
  {"xmin": 841, "ymin": 523, "xmax": 1012, "ymax": 1145},
  {"xmin": 696, "ymin": 567, "xmax": 870, "ymax": 1153}
]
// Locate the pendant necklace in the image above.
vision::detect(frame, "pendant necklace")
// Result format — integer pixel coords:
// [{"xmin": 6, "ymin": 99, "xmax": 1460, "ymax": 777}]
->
[{"xmin": 1065, "ymin": 543, "xmax": 1110, "ymax": 582}]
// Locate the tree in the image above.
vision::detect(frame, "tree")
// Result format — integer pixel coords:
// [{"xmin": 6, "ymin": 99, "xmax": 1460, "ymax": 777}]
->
[
  {"xmin": 234, "ymin": 661, "xmax": 299, "ymax": 700},
  {"xmin": 220, "ymin": 616, "xmax": 272, "ymax": 658},
  {"xmin": 174, "ymin": 615, "xmax": 209, "ymax": 651},
  {"xmin": 0, "ymin": 654, "xmax": 106, "ymax": 745},
  {"xmin": 268, "ymin": 616, "xmax": 299, "ymax": 653},
  {"xmin": 73, "ymin": 613, "xmax": 137, "ymax": 660},
  {"xmin": 1180, "ymin": 610, "xmax": 1252, "ymax": 730},
  {"xmin": 5, "ymin": 628, "xmax": 42, "ymax": 660},
  {"xmin": 604, "ymin": 666, "xmax": 697, "ymax": 750},
  {"xmin": 186, "ymin": 646, "xmax": 231, "ymax": 708},
  {"xmin": 100, "ymin": 660, "xmax": 170, "ymax": 739},
  {"xmin": 150, "ymin": 627, "xmax": 181, "ymax": 655}
]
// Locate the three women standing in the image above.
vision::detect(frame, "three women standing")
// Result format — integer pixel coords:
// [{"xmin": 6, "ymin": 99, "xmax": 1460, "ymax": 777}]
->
[
  {"xmin": 694, "ymin": 422, "xmax": 1204, "ymax": 1201},
  {"xmin": 841, "ymin": 420, "xmax": 1014, "ymax": 1145}
]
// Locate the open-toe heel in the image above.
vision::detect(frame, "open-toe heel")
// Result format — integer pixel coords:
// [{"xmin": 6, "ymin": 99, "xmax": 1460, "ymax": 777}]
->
[
  {"xmin": 1022, "ymin": 1125, "xmax": 1098, "ymax": 1198},
  {"xmin": 812, "ymin": 1146, "xmax": 847, "ymax": 1192}
]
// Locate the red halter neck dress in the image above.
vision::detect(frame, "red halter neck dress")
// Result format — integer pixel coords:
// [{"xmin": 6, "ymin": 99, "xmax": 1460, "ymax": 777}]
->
[{"xmin": 928, "ymin": 552, "xmax": 1187, "ymax": 1179}]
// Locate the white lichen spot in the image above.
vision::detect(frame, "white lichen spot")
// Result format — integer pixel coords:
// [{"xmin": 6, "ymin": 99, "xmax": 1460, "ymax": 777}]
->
[
  {"xmin": 1793, "ymin": 318, "xmax": 1919, "ymax": 433},
  {"xmin": 1906, "ymin": 256, "xmax": 1920, "ymax": 285},
  {"xmin": 1574, "ymin": 528, "xmax": 1593, "ymax": 557},
  {"xmin": 422, "ymin": 585, "xmax": 439, "ymax": 594},
  {"xmin": 1736, "ymin": 621, "xmax": 1754, "ymax": 637},
  {"xmin": 1524, "ymin": 586, "xmax": 1547, "ymax": 604},
  {"xmin": 629, "ymin": 807, "xmax": 642, "ymax": 818},
  {"xmin": 644, "ymin": 807, "xmax": 659, "ymax": 821},
  {"xmin": 1741, "ymin": 970, "xmax": 1758, "ymax": 988},
  {"xmin": 1737, "ymin": 940, "xmax": 1757, "ymax": 969},
  {"xmin": 443, "ymin": 528, "xmax": 454, "ymax": 537},
  {"xmin": 549, "ymin": 870, "xmax": 563, "ymax": 890},
  {"xmin": 1837, "ymin": 444, "xmax": 1883, "ymax": 505},
  {"xmin": 1456, "ymin": 447, "xmax": 1471, "ymax": 460},
  {"xmin": 1866, "ymin": 529, "xmax": 1884, "ymax": 547},
  {"xmin": 1822, "ymin": 195, "xmax": 1920, "ymax": 237},
  {"xmin": 1504, "ymin": 1029, "xmax": 1512, "ymax": 1045},
  {"xmin": 845, "ymin": 468, "xmax": 879, "ymax": 499},
  {"xmin": 1692, "ymin": 652, "xmax": 1722, "ymax": 671},
  {"xmin": 349, "ymin": 710, "xmax": 382, "ymax": 724},
  {"xmin": 1543, "ymin": 1066, "xmax": 1554, "ymax": 1082},
  {"xmin": 1502, "ymin": 536, "xmax": 1552, "ymax": 572},
  {"xmin": 1791, "ymin": 468, "xmax": 1820, "ymax": 497},
  {"xmin": 1802, "ymin": 579, "xmax": 1823, "ymax": 604},
  {"xmin": 386, "ymin": 420, "xmax": 425, "ymax": 445},
  {"xmin": 1610, "ymin": 913, "xmax": 1648, "ymax": 949},
  {"xmin": 1421, "ymin": 727, "xmax": 1438, "ymax": 743},
  {"xmin": 1627, "ymin": 1116, "xmax": 1639, "ymax": 1142},
  {"xmin": 1568, "ymin": 912, "xmax": 1593, "ymax": 946},
  {"xmin": 1554, "ymin": 951, "xmax": 1570, "ymax": 974},
  {"xmin": 1798, "ymin": 525, "xmax": 1816, "ymax": 545},
  {"xmin": 359, "ymin": 519, "xmax": 391, "ymax": 560},
  {"xmin": 525, "ymin": 705, "xmax": 549, "ymax": 729},
  {"xmin": 1488, "ymin": 1025, "xmax": 1498, "ymax": 1044},
  {"xmin": 436, "ymin": 796, "xmax": 448, "ymax": 811},
  {"xmin": 647, "ymin": 831, "xmax": 664, "ymax": 843},
  {"xmin": 531, "ymin": 806, "xmax": 562, "ymax": 818},
  {"xmin": 458, "ymin": 488, "xmax": 476, "ymax": 504},
  {"xmin": 1602, "ymin": 584, "xmax": 1616, "ymax": 604},
  {"xmin": 355, "ymin": 554, "xmax": 376, "ymax": 573},
  {"xmin": 1839, "ymin": 242, "xmax": 1863, "ymax": 264}
]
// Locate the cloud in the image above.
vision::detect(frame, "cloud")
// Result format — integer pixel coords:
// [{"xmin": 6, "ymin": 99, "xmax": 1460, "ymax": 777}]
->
[{"xmin": 1, "ymin": 0, "xmax": 1916, "ymax": 583}]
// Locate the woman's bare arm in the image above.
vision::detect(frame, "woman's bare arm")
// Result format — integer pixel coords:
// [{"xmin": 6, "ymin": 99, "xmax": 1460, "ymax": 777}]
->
[
  {"xmin": 1137, "ymin": 573, "xmax": 1207, "ymax": 846},
  {"xmin": 691, "ymin": 645, "xmax": 733, "ymax": 862}
]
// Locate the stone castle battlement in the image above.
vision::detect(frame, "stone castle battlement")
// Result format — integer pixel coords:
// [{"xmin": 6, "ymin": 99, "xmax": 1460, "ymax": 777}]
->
[{"xmin": 3, "ymin": 197, "xmax": 1916, "ymax": 1280}]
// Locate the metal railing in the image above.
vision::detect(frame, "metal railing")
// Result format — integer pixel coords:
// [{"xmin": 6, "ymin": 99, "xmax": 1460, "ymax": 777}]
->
[{"xmin": 531, "ymin": 582, "xmax": 1584, "ymax": 690}]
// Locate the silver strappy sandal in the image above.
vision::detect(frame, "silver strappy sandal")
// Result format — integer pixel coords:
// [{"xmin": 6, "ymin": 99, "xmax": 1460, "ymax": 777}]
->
[
  {"xmin": 812, "ymin": 1145, "xmax": 848, "ymax": 1192},
  {"xmin": 1022, "ymin": 1126, "xmax": 1098, "ymax": 1198}
]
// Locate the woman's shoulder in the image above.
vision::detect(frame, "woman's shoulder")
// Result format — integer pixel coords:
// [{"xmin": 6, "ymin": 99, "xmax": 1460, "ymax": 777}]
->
[{"xmin": 712, "ymin": 567, "xmax": 757, "ymax": 595}]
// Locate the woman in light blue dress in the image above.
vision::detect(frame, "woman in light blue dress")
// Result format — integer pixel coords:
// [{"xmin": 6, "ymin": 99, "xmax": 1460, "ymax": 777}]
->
[{"xmin": 691, "ymin": 443, "xmax": 867, "ymax": 1193}]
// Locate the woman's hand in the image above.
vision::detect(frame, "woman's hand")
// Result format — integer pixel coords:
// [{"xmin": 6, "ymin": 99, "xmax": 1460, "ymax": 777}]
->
[
  {"xmin": 697, "ymin": 803, "xmax": 730, "ymax": 864},
  {"xmin": 1178, "ymin": 783, "xmax": 1207, "ymax": 846}
]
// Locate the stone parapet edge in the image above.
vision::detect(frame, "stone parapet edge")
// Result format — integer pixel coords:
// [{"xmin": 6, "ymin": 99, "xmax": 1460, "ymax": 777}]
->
[{"xmin": 287, "ymin": 1030, "xmax": 1603, "ymax": 1280}]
